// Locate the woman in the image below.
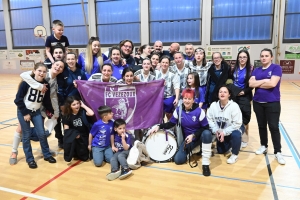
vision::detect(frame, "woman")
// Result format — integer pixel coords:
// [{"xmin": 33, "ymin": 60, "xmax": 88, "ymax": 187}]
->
[
  {"xmin": 78, "ymin": 37, "xmax": 108, "ymax": 79},
  {"xmin": 191, "ymin": 47, "xmax": 212, "ymax": 109},
  {"xmin": 88, "ymin": 63, "xmax": 117, "ymax": 83},
  {"xmin": 207, "ymin": 86, "xmax": 244, "ymax": 164},
  {"xmin": 206, "ymin": 52, "xmax": 231, "ymax": 106},
  {"xmin": 151, "ymin": 89, "xmax": 212, "ymax": 176},
  {"xmin": 155, "ymin": 55, "xmax": 180, "ymax": 119},
  {"xmin": 232, "ymin": 50, "xmax": 253, "ymax": 148},
  {"xmin": 116, "ymin": 67, "xmax": 134, "ymax": 85},
  {"xmin": 150, "ymin": 53, "xmax": 160, "ymax": 71},
  {"xmin": 135, "ymin": 44, "xmax": 152, "ymax": 65},
  {"xmin": 249, "ymin": 48, "xmax": 285, "ymax": 165},
  {"xmin": 104, "ymin": 46, "xmax": 128, "ymax": 80},
  {"xmin": 134, "ymin": 58, "xmax": 156, "ymax": 82}
]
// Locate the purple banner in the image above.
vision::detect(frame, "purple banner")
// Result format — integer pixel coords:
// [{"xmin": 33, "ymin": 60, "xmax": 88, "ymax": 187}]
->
[{"xmin": 77, "ymin": 80, "xmax": 164, "ymax": 129}]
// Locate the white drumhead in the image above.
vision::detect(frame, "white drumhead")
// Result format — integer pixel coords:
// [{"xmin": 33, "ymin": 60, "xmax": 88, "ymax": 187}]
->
[{"xmin": 145, "ymin": 130, "xmax": 177, "ymax": 162}]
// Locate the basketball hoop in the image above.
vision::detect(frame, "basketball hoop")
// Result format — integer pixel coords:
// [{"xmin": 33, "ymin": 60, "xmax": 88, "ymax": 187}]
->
[{"xmin": 33, "ymin": 25, "xmax": 47, "ymax": 41}]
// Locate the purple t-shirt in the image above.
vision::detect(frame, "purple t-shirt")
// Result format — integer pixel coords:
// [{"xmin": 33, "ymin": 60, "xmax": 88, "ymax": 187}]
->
[
  {"xmin": 113, "ymin": 132, "xmax": 133, "ymax": 151},
  {"xmin": 104, "ymin": 60, "xmax": 128, "ymax": 80},
  {"xmin": 90, "ymin": 119, "xmax": 114, "ymax": 148},
  {"xmin": 252, "ymin": 63, "xmax": 282, "ymax": 102},
  {"xmin": 170, "ymin": 106, "xmax": 208, "ymax": 138}
]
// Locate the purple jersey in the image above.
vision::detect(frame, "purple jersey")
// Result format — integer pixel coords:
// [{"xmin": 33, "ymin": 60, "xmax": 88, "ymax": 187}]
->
[
  {"xmin": 113, "ymin": 132, "xmax": 133, "ymax": 151},
  {"xmin": 252, "ymin": 63, "xmax": 282, "ymax": 102},
  {"xmin": 104, "ymin": 60, "xmax": 128, "ymax": 80},
  {"xmin": 170, "ymin": 106, "xmax": 208, "ymax": 138},
  {"xmin": 233, "ymin": 67, "xmax": 246, "ymax": 89},
  {"xmin": 90, "ymin": 119, "xmax": 114, "ymax": 148}
]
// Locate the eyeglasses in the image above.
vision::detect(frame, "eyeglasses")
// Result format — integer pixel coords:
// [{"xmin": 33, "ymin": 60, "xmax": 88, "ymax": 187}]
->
[
  {"xmin": 123, "ymin": 45, "xmax": 132, "ymax": 49},
  {"xmin": 239, "ymin": 56, "xmax": 247, "ymax": 60}
]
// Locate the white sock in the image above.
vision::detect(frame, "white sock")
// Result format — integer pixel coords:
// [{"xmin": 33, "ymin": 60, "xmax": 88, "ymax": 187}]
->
[
  {"xmin": 202, "ymin": 143, "xmax": 212, "ymax": 165},
  {"xmin": 12, "ymin": 132, "xmax": 21, "ymax": 153}
]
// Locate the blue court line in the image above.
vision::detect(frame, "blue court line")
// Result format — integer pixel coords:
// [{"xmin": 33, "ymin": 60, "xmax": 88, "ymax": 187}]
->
[
  {"xmin": 265, "ymin": 154, "xmax": 278, "ymax": 200},
  {"xmin": 145, "ymin": 165, "xmax": 300, "ymax": 191},
  {"xmin": 0, "ymin": 117, "xmax": 17, "ymax": 124},
  {"xmin": 279, "ymin": 122, "xmax": 300, "ymax": 169}
]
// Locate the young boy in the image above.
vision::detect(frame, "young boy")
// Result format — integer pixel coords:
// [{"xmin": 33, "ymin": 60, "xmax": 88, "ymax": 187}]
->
[
  {"xmin": 45, "ymin": 20, "xmax": 69, "ymax": 64},
  {"xmin": 44, "ymin": 43, "xmax": 65, "ymax": 69},
  {"xmin": 88, "ymin": 106, "xmax": 114, "ymax": 167},
  {"xmin": 106, "ymin": 119, "xmax": 133, "ymax": 181}
]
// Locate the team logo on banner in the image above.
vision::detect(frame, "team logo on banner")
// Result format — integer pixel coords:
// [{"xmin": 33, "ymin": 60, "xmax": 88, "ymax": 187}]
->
[{"xmin": 104, "ymin": 85, "xmax": 137, "ymax": 123}]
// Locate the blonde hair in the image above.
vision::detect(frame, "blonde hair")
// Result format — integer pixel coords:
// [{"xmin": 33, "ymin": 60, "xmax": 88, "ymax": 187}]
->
[{"xmin": 85, "ymin": 37, "xmax": 103, "ymax": 75}]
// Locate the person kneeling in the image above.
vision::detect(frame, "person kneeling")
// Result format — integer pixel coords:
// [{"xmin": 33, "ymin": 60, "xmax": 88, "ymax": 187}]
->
[
  {"xmin": 151, "ymin": 89, "xmax": 212, "ymax": 176},
  {"xmin": 207, "ymin": 85, "xmax": 244, "ymax": 164}
]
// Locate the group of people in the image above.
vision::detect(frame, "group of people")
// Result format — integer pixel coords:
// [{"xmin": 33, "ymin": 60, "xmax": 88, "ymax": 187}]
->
[{"xmin": 10, "ymin": 19, "xmax": 285, "ymax": 179}]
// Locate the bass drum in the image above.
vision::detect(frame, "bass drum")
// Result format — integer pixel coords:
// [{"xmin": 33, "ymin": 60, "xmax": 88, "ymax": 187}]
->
[{"xmin": 144, "ymin": 129, "xmax": 177, "ymax": 162}]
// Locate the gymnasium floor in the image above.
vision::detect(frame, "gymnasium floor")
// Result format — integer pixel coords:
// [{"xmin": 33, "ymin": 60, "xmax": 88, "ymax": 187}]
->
[{"xmin": 0, "ymin": 74, "xmax": 299, "ymax": 200}]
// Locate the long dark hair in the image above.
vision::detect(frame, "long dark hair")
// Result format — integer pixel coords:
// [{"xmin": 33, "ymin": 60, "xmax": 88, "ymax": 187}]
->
[
  {"xmin": 186, "ymin": 72, "xmax": 200, "ymax": 99},
  {"xmin": 234, "ymin": 50, "xmax": 252, "ymax": 83},
  {"xmin": 64, "ymin": 96, "xmax": 81, "ymax": 119}
]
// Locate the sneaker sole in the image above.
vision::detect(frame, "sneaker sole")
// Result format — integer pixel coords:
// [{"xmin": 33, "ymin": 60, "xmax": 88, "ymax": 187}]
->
[
  {"xmin": 106, "ymin": 171, "xmax": 121, "ymax": 181},
  {"xmin": 119, "ymin": 171, "xmax": 132, "ymax": 180},
  {"xmin": 9, "ymin": 157, "xmax": 17, "ymax": 165},
  {"xmin": 227, "ymin": 158, "xmax": 238, "ymax": 164}
]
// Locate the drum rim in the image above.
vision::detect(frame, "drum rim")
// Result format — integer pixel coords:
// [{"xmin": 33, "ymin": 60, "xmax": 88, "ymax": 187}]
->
[{"xmin": 144, "ymin": 129, "xmax": 178, "ymax": 162}]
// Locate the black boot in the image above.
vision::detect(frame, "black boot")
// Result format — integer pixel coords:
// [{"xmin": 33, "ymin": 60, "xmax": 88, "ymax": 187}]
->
[{"xmin": 202, "ymin": 165, "xmax": 211, "ymax": 176}]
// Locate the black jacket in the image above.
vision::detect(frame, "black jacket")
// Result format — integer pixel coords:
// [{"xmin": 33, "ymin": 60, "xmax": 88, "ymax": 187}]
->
[
  {"xmin": 63, "ymin": 129, "xmax": 89, "ymax": 162},
  {"xmin": 205, "ymin": 61, "xmax": 232, "ymax": 104}
]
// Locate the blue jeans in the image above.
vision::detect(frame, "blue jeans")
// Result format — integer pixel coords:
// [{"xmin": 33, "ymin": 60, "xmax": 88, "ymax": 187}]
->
[
  {"xmin": 92, "ymin": 146, "xmax": 113, "ymax": 167},
  {"xmin": 174, "ymin": 129, "xmax": 212, "ymax": 165},
  {"xmin": 110, "ymin": 150, "xmax": 129, "ymax": 172},
  {"xmin": 17, "ymin": 109, "xmax": 52, "ymax": 163},
  {"xmin": 217, "ymin": 125, "xmax": 245, "ymax": 155}
]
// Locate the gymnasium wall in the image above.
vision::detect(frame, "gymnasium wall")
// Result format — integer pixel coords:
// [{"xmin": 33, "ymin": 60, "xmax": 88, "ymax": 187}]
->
[{"xmin": 0, "ymin": 0, "xmax": 299, "ymax": 80}]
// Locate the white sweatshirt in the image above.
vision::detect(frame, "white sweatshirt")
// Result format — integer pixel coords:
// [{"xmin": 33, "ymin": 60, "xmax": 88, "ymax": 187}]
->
[
  {"xmin": 20, "ymin": 71, "xmax": 59, "ymax": 118},
  {"xmin": 206, "ymin": 100, "xmax": 242, "ymax": 136}
]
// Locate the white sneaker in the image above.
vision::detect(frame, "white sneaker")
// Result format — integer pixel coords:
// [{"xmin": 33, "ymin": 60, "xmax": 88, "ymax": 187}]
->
[
  {"xmin": 227, "ymin": 154, "xmax": 238, "ymax": 164},
  {"xmin": 275, "ymin": 152, "xmax": 286, "ymax": 165},
  {"xmin": 255, "ymin": 146, "xmax": 267, "ymax": 155},
  {"xmin": 241, "ymin": 142, "xmax": 248, "ymax": 148}
]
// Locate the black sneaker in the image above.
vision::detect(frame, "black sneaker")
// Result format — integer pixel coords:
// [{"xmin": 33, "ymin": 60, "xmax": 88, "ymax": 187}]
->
[
  {"xmin": 28, "ymin": 161, "xmax": 38, "ymax": 169},
  {"xmin": 202, "ymin": 165, "xmax": 211, "ymax": 176},
  {"xmin": 119, "ymin": 168, "xmax": 132, "ymax": 180},
  {"xmin": 44, "ymin": 156, "xmax": 56, "ymax": 163}
]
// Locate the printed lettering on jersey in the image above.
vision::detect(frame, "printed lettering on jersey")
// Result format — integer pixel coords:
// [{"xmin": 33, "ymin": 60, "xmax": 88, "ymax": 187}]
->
[
  {"xmin": 105, "ymin": 85, "xmax": 136, "ymax": 124},
  {"xmin": 51, "ymin": 42, "xmax": 66, "ymax": 46},
  {"xmin": 73, "ymin": 118, "xmax": 83, "ymax": 127}
]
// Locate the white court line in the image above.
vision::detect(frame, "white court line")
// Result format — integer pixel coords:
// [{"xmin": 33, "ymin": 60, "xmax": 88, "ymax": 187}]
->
[{"xmin": 0, "ymin": 186, "xmax": 55, "ymax": 200}]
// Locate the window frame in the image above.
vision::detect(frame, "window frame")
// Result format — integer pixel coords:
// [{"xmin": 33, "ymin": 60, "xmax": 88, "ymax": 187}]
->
[
  {"xmin": 210, "ymin": 0, "xmax": 275, "ymax": 45},
  {"xmin": 48, "ymin": 1, "xmax": 89, "ymax": 48},
  {"xmin": 283, "ymin": 0, "xmax": 300, "ymax": 43},
  {"xmin": 95, "ymin": 0, "xmax": 141, "ymax": 47},
  {"xmin": 148, "ymin": 0, "xmax": 202, "ymax": 46},
  {"xmin": 9, "ymin": 3, "xmax": 44, "ymax": 49},
  {"xmin": 0, "ymin": 1, "xmax": 6, "ymax": 49}
]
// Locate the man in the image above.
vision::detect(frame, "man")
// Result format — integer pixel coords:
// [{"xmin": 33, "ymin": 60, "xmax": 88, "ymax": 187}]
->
[
  {"xmin": 119, "ymin": 39, "xmax": 135, "ymax": 67},
  {"xmin": 166, "ymin": 42, "xmax": 180, "ymax": 61},
  {"xmin": 152, "ymin": 40, "xmax": 164, "ymax": 57},
  {"xmin": 184, "ymin": 43, "xmax": 194, "ymax": 61}
]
